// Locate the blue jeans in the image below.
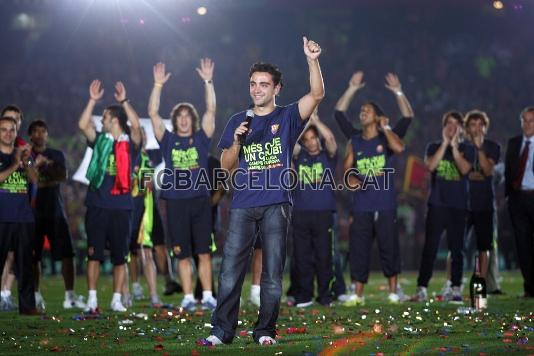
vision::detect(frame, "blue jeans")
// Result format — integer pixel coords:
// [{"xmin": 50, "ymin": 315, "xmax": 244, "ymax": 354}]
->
[{"xmin": 210, "ymin": 203, "xmax": 291, "ymax": 343}]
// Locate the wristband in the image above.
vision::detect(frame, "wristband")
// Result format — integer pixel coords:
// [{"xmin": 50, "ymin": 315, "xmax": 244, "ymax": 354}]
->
[
  {"xmin": 204, "ymin": 79, "xmax": 213, "ymax": 84},
  {"xmin": 394, "ymin": 90, "xmax": 403, "ymax": 96},
  {"xmin": 120, "ymin": 98, "xmax": 130, "ymax": 104},
  {"xmin": 154, "ymin": 83, "xmax": 163, "ymax": 88}
]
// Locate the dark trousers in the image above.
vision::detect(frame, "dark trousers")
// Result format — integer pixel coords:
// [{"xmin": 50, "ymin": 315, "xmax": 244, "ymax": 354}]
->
[
  {"xmin": 349, "ymin": 210, "xmax": 401, "ymax": 283},
  {"xmin": 417, "ymin": 206, "xmax": 466, "ymax": 287},
  {"xmin": 210, "ymin": 203, "xmax": 290, "ymax": 344},
  {"xmin": 0, "ymin": 223, "xmax": 36, "ymax": 313},
  {"xmin": 292, "ymin": 210, "xmax": 334, "ymax": 305},
  {"xmin": 508, "ymin": 192, "xmax": 534, "ymax": 295}
]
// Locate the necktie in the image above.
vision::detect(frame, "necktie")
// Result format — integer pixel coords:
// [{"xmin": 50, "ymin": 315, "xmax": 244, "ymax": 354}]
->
[{"xmin": 512, "ymin": 140, "xmax": 530, "ymax": 190}]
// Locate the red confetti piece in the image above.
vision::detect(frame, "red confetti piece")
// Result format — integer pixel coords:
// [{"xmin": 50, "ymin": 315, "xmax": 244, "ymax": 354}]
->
[
  {"xmin": 504, "ymin": 332, "xmax": 514, "ymax": 337},
  {"xmin": 154, "ymin": 344, "xmax": 164, "ymax": 350},
  {"xmin": 286, "ymin": 327, "xmax": 307, "ymax": 334},
  {"xmin": 153, "ymin": 336, "xmax": 164, "ymax": 342},
  {"xmin": 49, "ymin": 346, "xmax": 61, "ymax": 352},
  {"xmin": 239, "ymin": 330, "xmax": 248, "ymax": 337},
  {"xmin": 191, "ymin": 351, "xmax": 200, "ymax": 356},
  {"xmin": 503, "ymin": 339, "xmax": 513, "ymax": 343}
]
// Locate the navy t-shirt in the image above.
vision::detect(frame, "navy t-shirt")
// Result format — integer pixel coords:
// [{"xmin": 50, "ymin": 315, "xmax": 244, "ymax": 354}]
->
[
  {"xmin": 293, "ymin": 149, "xmax": 337, "ymax": 211},
  {"xmin": 426, "ymin": 141, "xmax": 476, "ymax": 210},
  {"xmin": 34, "ymin": 148, "xmax": 67, "ymax": 219},
  {"xmin": 0, "ymin": 151, "xmax": 34, "ymax": 223},
  {"xmin": 85, "ymin": 133, "xmax": 139, "ymax": 210},
  {"xmin": 218, "ymin": 102, "xmax": 307, "ymax": 209},
  {"xmin": 350, "ymin": 132, "xmax": 397, "ymax": 212},
  {"xmin": 468, "ymin": 139, "xmax": 500, "ymax": 211},
  {"xmin": 158, "ymin": 129, "xmax": 210, "ymax": 200}
]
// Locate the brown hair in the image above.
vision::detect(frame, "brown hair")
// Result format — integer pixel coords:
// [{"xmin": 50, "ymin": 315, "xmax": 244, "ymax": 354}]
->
[
  {"xmin": 170, "ymin": 102, "xmax": 200, "ymax": 134},
  {"xmin": 464, "ymin": 110, "xmax": 490, "ymax": 129},
  {"xmin": 441, "ymin": 110, "xmax": 463, "ymax": 127}
]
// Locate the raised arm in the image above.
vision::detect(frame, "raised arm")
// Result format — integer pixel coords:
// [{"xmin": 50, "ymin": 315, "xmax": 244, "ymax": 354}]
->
[
  {"xmin": 344, "ymin": 141, "xmax": 361, "ymax": 190},
  {"xmin": 335, "ymin": 71, "xmax": 365, "ymax": 113},
  {"xmin": 310, "ymin": 111, "xmax": 337, "ymax": 157},
  {"xmin": 384, "ymin": 73, "xmax": 414, "ymax": 118},
  {"xmin": 297, "ymin": 37, "xmax": 325, "ymax": 121},
  {"xmin": 114, "ymin": 81, "xmax": 141, "ymax": 147},
  {"xmin": 148, "ymin": 63, "xmax": 171, "ymax": 142},
  {"xmin": 78, "ymin": 80, "xmax": 103, "ymax": 144},
  {"xmin": 379, "ymin": 116, "xmax": 405, "ymax": 154},
  {"xmin": 196, "ymin": 58, "xmax": 216, "ymax": 138}
]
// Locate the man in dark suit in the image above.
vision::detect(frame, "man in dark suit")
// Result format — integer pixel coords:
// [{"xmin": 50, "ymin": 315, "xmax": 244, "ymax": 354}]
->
[{"xmin": 505, "ymin": 106, "xmax": 534, "ymax": 297}]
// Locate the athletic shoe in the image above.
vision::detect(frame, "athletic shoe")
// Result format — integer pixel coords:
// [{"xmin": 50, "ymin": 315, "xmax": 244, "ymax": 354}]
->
[
  {"xmin": 0, "ymin": 296, "xmax": 17, "ymax": 311},
  {"xmin": 163, "ymin": 280, "xmax": 183, "ymax": 296},
  {"xmin": 438, "ymin": 280, "xmax": 453, "ymax": 301},
  {"xmin": 150, "ymin": 295, "xmax": 163, "ymax": 308},
  {"xmin": 196, "ymin": 335, "xmax": 223, "ymax": 346},
  {"xmin": 35, "ymin": 292, "xmax": 46, "ymax": 311},
  {"xmin": 295, "ymin": 300, "xmax": 313, "ymax": 308},
  {"xmin": 336, "ymin": 294, "xmax": 352, "ymax": 302},
  {"xmin": 249, "ymin": 292, "xmax": 261, "ymax": 307},
  {"xmin": 63, "ymin": 294, "xmax": 86, "ymax": 309},
  {"xmin": 411, "ymin": 286, "xmax": 428, "ymax": 302},
  {"xmin": 181, "ymin": 297, "xmax": 197, "ymax": 312},
  {"xmin": 258, "ymin": 336, "xmax": 276, "ymax": 345},
  {"xmin": 388, "ymin": 293, "xmax": 400, "ymax": 304},
  {"xmin": 201, "ymin": 296, "xmax": 217, "ymax": 311},
  {"xmin": 84, "ymin": 298, "xmax": 98, "ymax": 313},
  {"xmin": 110, "ymin": 299, "xmax": 127, "ymax": 312},
  {"xmin": 286, "ymin": 296, "xmax": 296, "ymax": 307},
  {"xmin": 132, "ymin": 283, "xmax": 145, "ymax": 301},
  {"xmin": 343, "ymin": 294, "xmax": 365, "ymax": 306},
  {"xmin": 122, "ymin": 293, "xmax": 133, "ymax": 308},
  {"xmin": 449, "ymin": 286, "xmax": 463, "ymax": 304}
]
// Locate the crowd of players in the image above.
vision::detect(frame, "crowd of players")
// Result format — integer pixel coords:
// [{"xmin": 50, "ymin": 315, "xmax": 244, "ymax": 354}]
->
[{"xmin": 0, "ymin": 39, "xmax": 533, "ymax": 335}]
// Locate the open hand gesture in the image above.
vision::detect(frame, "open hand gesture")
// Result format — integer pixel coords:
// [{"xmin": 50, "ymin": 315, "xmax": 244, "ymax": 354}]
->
[
  {"xmin": 114, "ymin": 81, "xmax": 127, "ymax": 103},
  {"xmin": 196, "ymin": 58, "xmax": 214, "ymax": 82},
  {"xmin": 303, "ymin": 36, "xmax": 321, "ymax": 60},
  {"xmin": 349, "ymin": 71, "xmax": 365, "ymax": 90},
  {"xmin": 89, "ymin": 80, "xmax": 104, "ymax": 101},
  {"xmin": 384, "ymin": 73, "xmax": 402, "ymax": 93},
  {"xmin": 153, "ymin": 62, "xmax": 172, "ymax": 86}
]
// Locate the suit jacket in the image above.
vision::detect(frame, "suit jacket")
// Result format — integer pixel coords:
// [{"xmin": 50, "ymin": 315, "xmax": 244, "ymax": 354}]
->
[{"xmin": 504, "ymin": 135, "xmax": 523, "ymax": 197}]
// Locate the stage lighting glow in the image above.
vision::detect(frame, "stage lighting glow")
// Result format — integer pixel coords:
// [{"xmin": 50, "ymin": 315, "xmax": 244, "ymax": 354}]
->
[
  {"xmin": 197, "ymin": 6, "xmax": 207, "ymax": 16},
  {"xmin": 493, "ymin": 1, "xmax": 504, "ymax": 10}
]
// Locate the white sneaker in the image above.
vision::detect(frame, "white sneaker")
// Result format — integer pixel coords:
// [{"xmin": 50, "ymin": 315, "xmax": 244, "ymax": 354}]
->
[
  {"xmin": 63, "ymin": 294, "xmax": 86, "ymax": 309},
  {"xmin": 440, "ymin": 280, "xmax": 453, "ymax": 301},
  {"xmin": 132, "ymin": 283, "xmax": 144, "ymax": 301},
  {"xmin": 295, "ymin": 300, "xmax": 313, "ymax": 308},
  {"xmin": 258, "ymin": 336, "xmax": 276, "ymax": 345},
  {"xmin": 411, "ymin": 286, "xmax": 428, "ymax": 302},
  {"xmin": 388, "ymin": 293, "xmax": 400, "ymax": 304},
  {"xmin": 201, "ymin": 296, "xmax": 217, "ymax": 311},
  {"xmin": 181, "ymin": 297, "xmax": 197, "ymax": 312},
  {"xmin": 84, "ymin": 298, "xmax": 98, "ymax": 312},
  {"xmin": 35, "ymin": 292, "xmax": 46, "ymax": 311},
  {"xmin": 249, "ymin": 292, "xmax": 260, "ymax": 307},
  {"xmin": 336, "ymin": 294, "xmax": 352, "ymax": 302},
  {"xmin": 110, "ymin": 299, "xmax": 127, "ymax": 312},
  {"xmin": 122, "ymin": 293, "xmax": 133, "ymax": 308},
  {"xmin": 204, "ymin": 335, "xmax": 223, "ymax": 345},
  {"xmin": 344, "ymin": 294, "xmax": 365, "ymax": 306}
]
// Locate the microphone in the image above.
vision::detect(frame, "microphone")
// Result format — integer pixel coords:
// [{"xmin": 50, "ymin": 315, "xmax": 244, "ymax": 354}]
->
[{"xmin": 238, "ymin": 109, "xmax": 254, "ymax": 145}]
